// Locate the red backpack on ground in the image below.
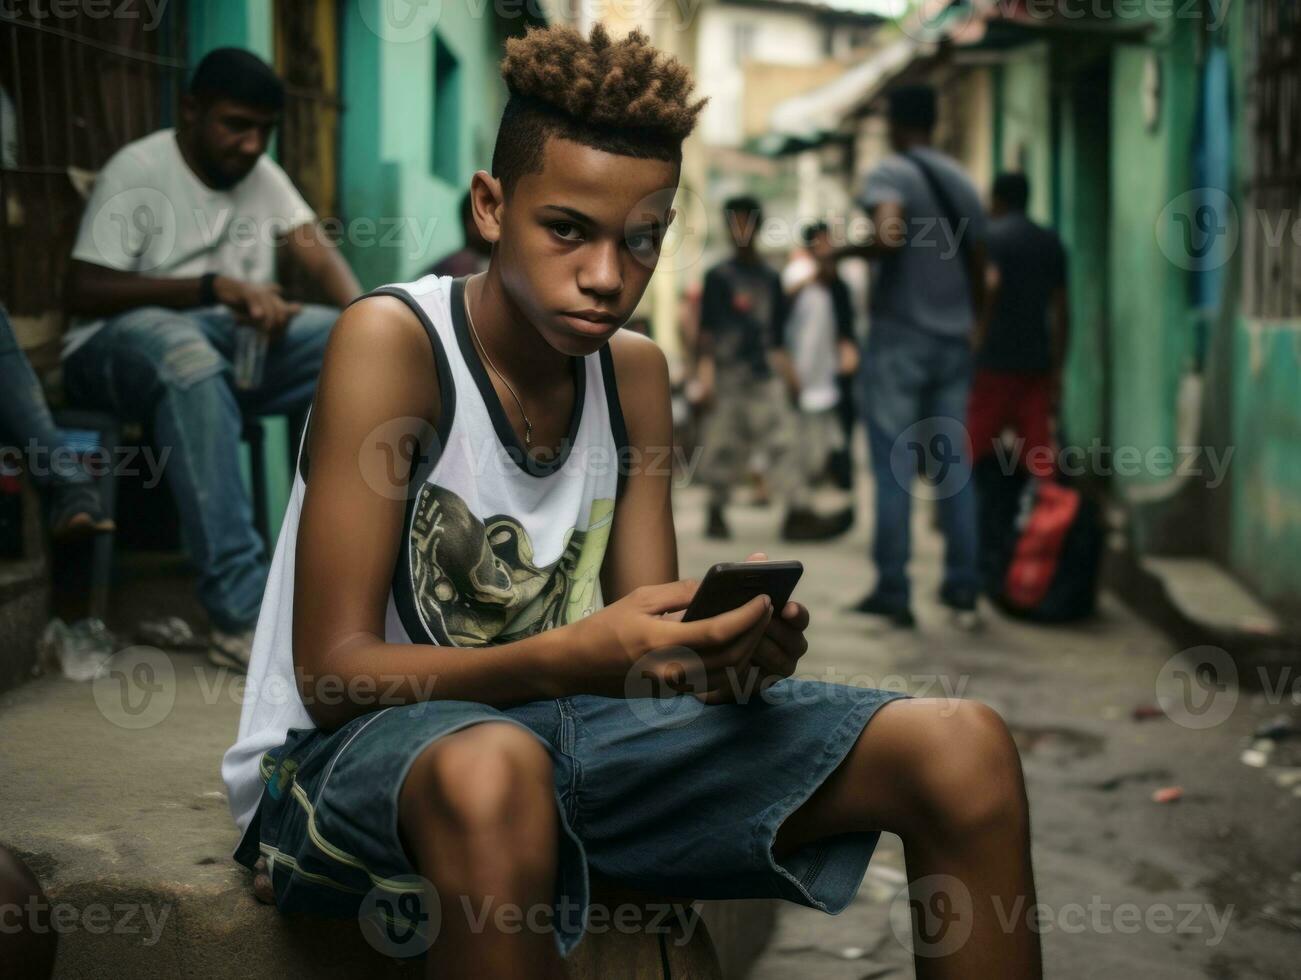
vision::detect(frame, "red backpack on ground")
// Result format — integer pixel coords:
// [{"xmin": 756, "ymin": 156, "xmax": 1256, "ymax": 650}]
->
[{"xmin": 975, "ymin": 458, "xmax": 1102, "ymax": 621}]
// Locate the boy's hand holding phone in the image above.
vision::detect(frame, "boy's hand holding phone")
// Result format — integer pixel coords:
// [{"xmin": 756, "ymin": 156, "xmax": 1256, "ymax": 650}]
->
[{"xmin": 570, "ymin": 554, "xmax": 809, "ymax": 704}]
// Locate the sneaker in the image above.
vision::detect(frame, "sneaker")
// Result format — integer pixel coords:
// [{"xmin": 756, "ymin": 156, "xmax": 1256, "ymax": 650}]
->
[
  {"xmin": 780, "ymin": 507, "xmax": 852, "ymax": 542},
  {"xmin": 209, "ymin": 626, "xmax": 255, "ymax": 672},
  {"xmin": 705, "ymin": 504, "xmax": 731, "ymax": 540},
  {"xmin": 847, "ymin": 591, "xmax": 916, "ymax": 628},
  {"xmin": 939, "ymin": 584, "xmax": 982, "ymax": 632}
]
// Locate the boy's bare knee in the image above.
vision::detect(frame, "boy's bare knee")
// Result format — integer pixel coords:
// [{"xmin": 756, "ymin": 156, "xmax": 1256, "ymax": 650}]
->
[
  {"xmin": 904, "ymin": 700, "xmax": 1027, "ymax": 840},
  {"xmin": 401, "ymin": 723, "xmax": 554, "ymax": 842}
]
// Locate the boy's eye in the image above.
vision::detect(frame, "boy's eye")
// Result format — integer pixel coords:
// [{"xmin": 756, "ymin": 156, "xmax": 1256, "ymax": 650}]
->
[
  {"xmin": 627, "ymin": 231, "xmax": 660, "ymax": 256},
  {"xmin": 550, "ymin": 221, "xmax": 583, "ymax": 241}
]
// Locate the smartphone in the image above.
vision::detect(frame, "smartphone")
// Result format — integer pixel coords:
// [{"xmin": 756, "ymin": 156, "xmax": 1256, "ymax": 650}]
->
[{"xmin": 681, "ymin": 560, "xmax": 804, "ymax": 622}]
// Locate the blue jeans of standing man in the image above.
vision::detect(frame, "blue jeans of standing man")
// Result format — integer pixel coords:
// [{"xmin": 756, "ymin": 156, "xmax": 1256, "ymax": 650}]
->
[
  {"xmin": 859, "ymin": 322, "xmax": 979, "ymax": 606},
  {"xmin": 62, "ymin": 304, "xmax": 336, "ymax": 631}
]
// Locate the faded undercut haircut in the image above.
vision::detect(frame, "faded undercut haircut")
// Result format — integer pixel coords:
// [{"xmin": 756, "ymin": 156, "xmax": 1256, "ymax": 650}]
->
[{"xmin": 491, "ymin": 24, "xmax": 707, "ymax": 194}]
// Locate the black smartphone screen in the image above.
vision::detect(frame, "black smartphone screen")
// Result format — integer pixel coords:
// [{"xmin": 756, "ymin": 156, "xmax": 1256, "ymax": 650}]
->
[{"xmin": 681, "ymin": 560, "xmax": 804, "ymax": 622}]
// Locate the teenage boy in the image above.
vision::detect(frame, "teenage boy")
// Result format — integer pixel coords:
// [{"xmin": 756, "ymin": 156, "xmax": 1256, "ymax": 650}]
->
[
  {"xmin": 968, "ymin": 173, "xmax": 1068, "ymax": 476},
  {"xmin": 63, "ymin": 48, "xmax": 361, "ymax": 669},
  {"xmin": 222, "ymin": 26, "xmax": 1040, "ymax": 980}
]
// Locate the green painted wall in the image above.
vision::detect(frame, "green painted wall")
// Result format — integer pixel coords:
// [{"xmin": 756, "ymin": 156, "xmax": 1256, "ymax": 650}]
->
[
  {"xmin": 188, "ymin": 0, "xmax": 273, "ymax": 64},
  {"xmin": 340, "ymin": 1, "xmax": 510, "ymax": 289},
  {"xmin": 1230, "ymin": 324, "xmax": 1301, "ymax": 605},
  {"xmin": 995, "ymin": 44, "xmax": 1053, "ymax": 224},
  {"xmin": 1054, "ymin": 58, "xmax": 1110, "ymax": 452},
  {"xmin": 1104, "ymin": 39, "xmax": 1198, "ymax": 502},
  {"xmin": 1223, "ymin": 1, "xmax": 1301, "ymax": 608}
]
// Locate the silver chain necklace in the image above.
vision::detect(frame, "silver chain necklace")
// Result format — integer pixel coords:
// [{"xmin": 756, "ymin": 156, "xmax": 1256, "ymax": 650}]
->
[{"xmin": 463, "ymin": 280, "xmax": 534, "ymax": 446}]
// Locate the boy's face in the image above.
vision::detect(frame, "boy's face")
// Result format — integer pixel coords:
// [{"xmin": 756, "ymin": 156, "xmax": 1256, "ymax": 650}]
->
[{"xmin": 480, "ymin": 137, "xmax": 679, "ymax": 357}]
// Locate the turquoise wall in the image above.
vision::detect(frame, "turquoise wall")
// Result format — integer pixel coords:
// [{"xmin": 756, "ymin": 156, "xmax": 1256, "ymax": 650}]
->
[
  {"xmin": 340, "ymin": 1, "xmax": 509, "ymax": 288},
  {"xmin": 1055, "ymin": 59, "xmax": 1110, "ymax": 452},
  {"xmin": 995, "ymin": 44, "xmax": 1053, "ymax": 223},
  {"xmin": 1223, "ymin": 1, "xmax": 1301, "ymax": 608},
  {"xmin": 1230, "ymin": 324, "xmax": 1301, "ymax": 605},
  {"xmin": 1104, "ymin": 40, "xmax": 1197, "ymax": 500},
  {"xmin": 188, "ymin": 0, "xmax": 273, "ymax": 64}
]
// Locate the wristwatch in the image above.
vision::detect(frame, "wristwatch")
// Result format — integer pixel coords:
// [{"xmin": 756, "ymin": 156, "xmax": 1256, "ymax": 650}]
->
[{"xmin": 199, "ymin": 272, "xmax": 219, "ymax": 306}]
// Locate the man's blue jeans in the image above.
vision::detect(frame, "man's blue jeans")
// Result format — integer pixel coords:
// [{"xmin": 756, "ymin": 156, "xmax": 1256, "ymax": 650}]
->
[
  {"xmin": 858, "ymin": 323, "xmax": 979, "ymax": 606},
  {"xmin": 0, "ymin": 306, "xmax": 91, "ymax": 488},
  {"xmin": 63, "ymin": 304, "xmax": 336, "ymax": 631}
]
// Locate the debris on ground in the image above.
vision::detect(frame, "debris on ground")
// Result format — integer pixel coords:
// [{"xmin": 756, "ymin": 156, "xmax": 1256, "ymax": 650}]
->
[
  {"xmin": 1091, "ymin": 769, "xmax": 1172, "ymax": 792},
  {"xmin": 1131, "ymin": 703, "xmax": 1165, "ymax": 721},
  {"xmin": 1241, "ymin": 747, "xmax": 1270, "ymax": 768},
  {"xmin": 37, "ymin": 617, "xmax": 118, "ymax": 681},
  {"xmin": 1152, "ymin": 786, "xmax": 1184, "ymax": 804},
  {"xmin": 136, "ymin": 615, "xmax": 206, "ymax": 650}
]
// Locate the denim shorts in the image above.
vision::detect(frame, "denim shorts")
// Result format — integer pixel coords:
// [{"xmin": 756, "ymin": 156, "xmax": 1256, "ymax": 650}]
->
[{"xmin": 234, "ymin": 679, "xmax": 907, "ymax": 958}]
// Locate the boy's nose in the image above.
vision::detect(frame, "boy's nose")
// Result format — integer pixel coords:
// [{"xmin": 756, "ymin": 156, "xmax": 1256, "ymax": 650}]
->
[{"xmin": 578, "ymin": 242, "xmax": 623, "ymax": 297}]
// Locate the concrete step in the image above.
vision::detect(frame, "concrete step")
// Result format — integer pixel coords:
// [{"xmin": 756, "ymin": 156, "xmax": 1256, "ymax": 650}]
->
[{"xmin": 0, "ymin": 660, "xmax": 773, "ymax": 979}]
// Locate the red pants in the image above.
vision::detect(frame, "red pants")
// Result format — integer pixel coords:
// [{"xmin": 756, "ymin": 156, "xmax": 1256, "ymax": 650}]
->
[{"xmin": 967, "ymin": 369, "xmax": 1056, "ymax": 477}]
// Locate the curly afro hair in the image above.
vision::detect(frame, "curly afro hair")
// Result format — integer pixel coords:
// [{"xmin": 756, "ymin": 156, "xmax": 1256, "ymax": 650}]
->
[{"xmin": 491, "ymin": 23, "xmax": 706, "ymax": 193}]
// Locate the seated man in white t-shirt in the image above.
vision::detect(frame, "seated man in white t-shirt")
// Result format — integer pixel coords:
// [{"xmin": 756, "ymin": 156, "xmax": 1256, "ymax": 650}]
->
[{"xmin": 62, "ymin": 48, "xmax": 361, "ymax": 669}]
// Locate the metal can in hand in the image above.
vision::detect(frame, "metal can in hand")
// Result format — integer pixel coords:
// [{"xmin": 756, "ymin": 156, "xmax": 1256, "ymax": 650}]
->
[{"xmin": 233, "ymin": 325, "xmax": 269, "ymax": 390}]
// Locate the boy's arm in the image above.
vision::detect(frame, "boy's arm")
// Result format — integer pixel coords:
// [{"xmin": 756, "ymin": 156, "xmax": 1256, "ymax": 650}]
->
[{"xmin": 599, "ymin": 330, "xmax": 679, "ymax": 600}]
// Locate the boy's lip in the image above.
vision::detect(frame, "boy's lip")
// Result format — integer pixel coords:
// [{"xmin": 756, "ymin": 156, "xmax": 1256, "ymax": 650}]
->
[
  {"xmin": 558, "ymin": 311, "xmax": 620, "ymax": 335},
  {"xmin": 565, "ymin": 309, "xmax": 619, "ymax": 323}
]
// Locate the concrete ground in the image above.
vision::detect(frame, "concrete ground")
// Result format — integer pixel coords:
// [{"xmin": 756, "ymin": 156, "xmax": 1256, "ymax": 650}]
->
[
  {"xmin": 676, "ymin": 482, "xmax": 1301, "ymax": 980},
  {"xmin": 2, "ymin": 472, "xmax": 1298, "ymax": 978}
]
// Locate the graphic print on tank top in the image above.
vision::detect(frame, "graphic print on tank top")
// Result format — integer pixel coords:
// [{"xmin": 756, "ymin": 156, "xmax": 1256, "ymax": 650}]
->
[
  {"xmin": 409, "ymin": 488, "xmax": 614, "ymax": 646},
  {"xmin": 373, "ymin": 274, "xmax": 628, "ymax": 650}
]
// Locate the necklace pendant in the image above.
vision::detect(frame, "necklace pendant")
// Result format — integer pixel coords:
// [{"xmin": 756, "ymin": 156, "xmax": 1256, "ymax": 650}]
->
[{"xmin": 524, "ymin": 423, "xmax": 533, "ymax": 447}]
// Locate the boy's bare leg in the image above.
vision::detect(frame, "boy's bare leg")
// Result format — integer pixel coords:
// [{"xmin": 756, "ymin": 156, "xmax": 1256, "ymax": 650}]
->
[
  {"xmin": 774, "ymin": 698, "xmax": 1042, "ymax": 979},
  {"xmin": 398, "ymin": 723, "xmax": 566, "ymax": 980}
]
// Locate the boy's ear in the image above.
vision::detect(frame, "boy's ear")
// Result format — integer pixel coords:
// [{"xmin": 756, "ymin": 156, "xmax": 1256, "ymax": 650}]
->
[{"xmin": 469, "ymin": 171, "xmax": 505, "ymax": 244}]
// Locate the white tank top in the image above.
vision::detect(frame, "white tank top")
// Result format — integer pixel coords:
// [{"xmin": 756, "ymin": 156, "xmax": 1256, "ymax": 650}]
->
[{"xmin": 221, "ymin": 274, "xmax": 628, "ymax": 844}]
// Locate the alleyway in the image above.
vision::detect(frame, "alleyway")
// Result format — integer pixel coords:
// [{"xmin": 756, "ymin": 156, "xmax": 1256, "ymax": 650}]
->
[{"xmin": 675, "ymin": 481, "xmax": 1301, "ymax": 980}]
